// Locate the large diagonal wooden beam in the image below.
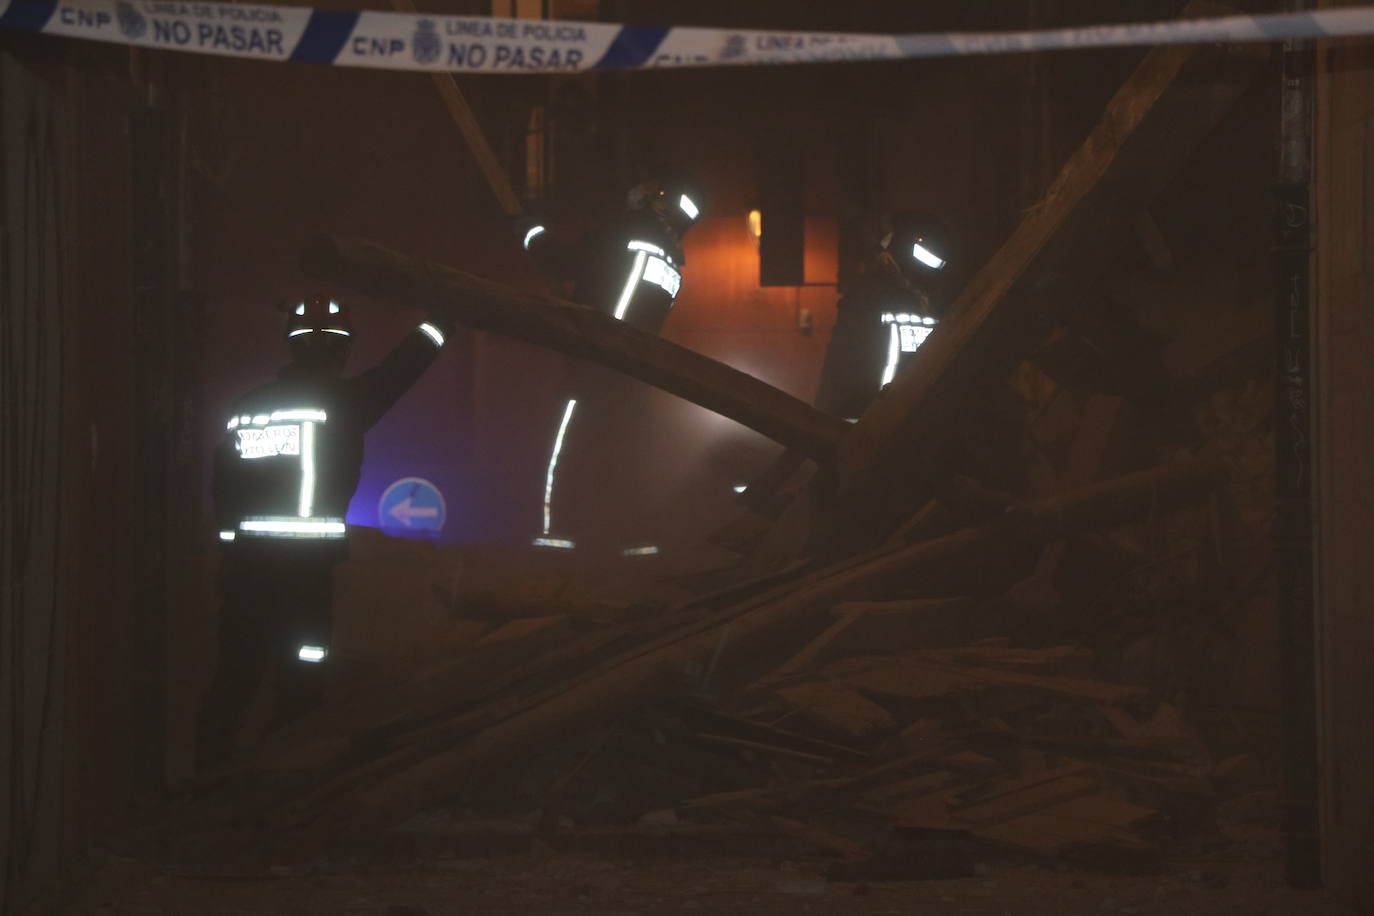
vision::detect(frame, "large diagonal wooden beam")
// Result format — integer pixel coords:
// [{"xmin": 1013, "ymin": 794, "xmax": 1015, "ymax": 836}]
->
[
  {"xmin": 300, "ymin": 236, "xmax": 848, "ymax": 461},
  {"xmin": 815, "ymin": 8, "xmax": 1267, "ymax": 555}
]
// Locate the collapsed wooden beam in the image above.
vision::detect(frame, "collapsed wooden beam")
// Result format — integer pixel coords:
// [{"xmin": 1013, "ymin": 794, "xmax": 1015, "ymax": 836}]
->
[
  {"xmin": 814, "ymin": 8, "xmax": 1266, "ymax": 554},
  {"xmin": 300, "ymin": 235, "xmax": 848, "ymax": 462},
  {"xmin": 284, "ymin": 459, "xmax": 1221, "ymax": 837}
]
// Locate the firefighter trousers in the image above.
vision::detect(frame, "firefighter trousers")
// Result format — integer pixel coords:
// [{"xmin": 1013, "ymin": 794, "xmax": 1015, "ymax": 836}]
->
[{"xmin": 194, "ymin": 538, "xmax": 339, "ymax": 771}]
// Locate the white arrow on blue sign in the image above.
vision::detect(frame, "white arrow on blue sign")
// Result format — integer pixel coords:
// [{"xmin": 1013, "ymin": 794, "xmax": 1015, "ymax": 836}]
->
[{"xmin": 377, "ymin": 476, "xmax": 447, "ymax": 533}]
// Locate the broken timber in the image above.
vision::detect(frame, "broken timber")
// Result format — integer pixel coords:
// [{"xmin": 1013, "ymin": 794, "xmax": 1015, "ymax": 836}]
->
[
  {"xmin": 274, "ymin": 459, "xmax": 1221, "ymax": 837},
  {"xmin": 812, "ymin": 9, "xmax": 1266, "ymax": 554},
  {"xmin": 300, "ymin": 235, "xmax": 848, "ymax": 462}
]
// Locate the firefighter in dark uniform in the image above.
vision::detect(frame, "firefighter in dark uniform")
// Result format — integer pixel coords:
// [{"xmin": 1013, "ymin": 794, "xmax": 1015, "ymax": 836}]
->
[
  {"xmin": 815, "ymin": 211, "xmax": 950, "ymax": 420},
  {"xmin": 515, "ymin": 171, "xmax": 701, "ymax": 553},
  {"xmin": 195, "ymin": 294, "xmax": 451, "ymax": 770}
]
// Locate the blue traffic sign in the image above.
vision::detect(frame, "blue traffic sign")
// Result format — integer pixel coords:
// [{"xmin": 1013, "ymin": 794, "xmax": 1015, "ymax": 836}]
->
[{"xmin": 378, "ymin": 476, "xmax": 447, "ymax": 534}]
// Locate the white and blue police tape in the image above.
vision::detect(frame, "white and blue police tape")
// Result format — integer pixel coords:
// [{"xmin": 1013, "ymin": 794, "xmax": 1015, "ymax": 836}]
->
[{"xmin": 3, "ymin": 0, "xmax": 1373, "ymax": 73}]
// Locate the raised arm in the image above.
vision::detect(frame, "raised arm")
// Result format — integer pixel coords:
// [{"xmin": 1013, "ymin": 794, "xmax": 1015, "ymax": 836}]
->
[
  {"xmin": 517, "ymin": 217, "xmax": 586, "ymax": 281},
  {"xmin": 350, "ymin": 317, "xmax": 451, "ymax": 431}
]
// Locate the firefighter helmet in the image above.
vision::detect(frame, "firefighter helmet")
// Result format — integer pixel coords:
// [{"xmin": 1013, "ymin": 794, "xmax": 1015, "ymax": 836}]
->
[
  {"xmin": 885, "ymin": 211, "xmax": 948, "ymax": 277},
  {"xmin": 285, "ymin": 294, "xmax": 352, "ymax": 368},
  {"xmin": 629, "ymin": 169, "xmax": 703, "ymax": 237}
]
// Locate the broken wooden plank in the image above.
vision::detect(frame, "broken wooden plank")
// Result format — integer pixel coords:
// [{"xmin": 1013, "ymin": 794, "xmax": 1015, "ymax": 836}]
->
[
  {"xmin": 678, "ymin": 744, "xmax": 956, "ymax": 815},
  {"xmin": 762, "ymin": 612, "xmax": 868, "ymax": 681},
  {"xmin": 301, "ymin": 235, "xmax": 848, "ymax": 461},
  {"xmin": 830, "ymin": 596, "xmax": 974, "ymax": 618},
  {"xmin": 951, "ymin": 765, "xmax": 1102, "ymax": 826},
  {"xmin": 673, "ymin": 702, "xmax": 872, "ymax": 762},
  {"xmin": 938, "ymin": 474, "xmax": 1024, "ymax": 524},
  {"xmin": 772, "ymin": 682, "xmax": 897, "ymax": 741},
  {"xmin": 885, "ymin": 788, "xmax": 966, "ymax": 830},
  {"xmin": 688, "ymin": 733, "xmax": 834, "ymax": 767},
  {"xmin": 883, "ymin": 499, "xmax": 955, "ymax": 547},
  {"xmin": 956, "ymin": 777, "xmax": 1104, "ymax": 826},
  {"xmin": 826, "ymin": 660, "xmax": 983, "ymax": 702},
  {"xmin": 678, "ymin": 781, "xmax": 842, "ymax": 814},
  {"xmin": 910, "ymin": 645, "xmax": 1094, "ymax": 673},
  {"xmin": 972, "ymin": 795, "xmax": 1159, "ymax": 860},
  {"xmin": 473, "ymin": 614, "xmax": 572, "ymax": 651},
  {"xmin": 814, "ymin": 13, "xmax": 1265, "ymax": 554},
  {"xmin": 863, "ymin": 770, "xmax": 956, "ymax": 804},
  {"xmin": 831, "ymin": 658, "xmax": 1148, "ymax": 706}
]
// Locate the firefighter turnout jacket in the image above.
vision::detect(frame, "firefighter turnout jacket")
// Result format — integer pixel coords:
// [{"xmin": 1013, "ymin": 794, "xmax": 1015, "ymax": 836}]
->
[
  {"xmin": 525, "ymin": 208, "xmax": 685, "ymax": 335},
  {"xmin": 212, "ymin": 325, "xmax": 446, "ymax": 549}
]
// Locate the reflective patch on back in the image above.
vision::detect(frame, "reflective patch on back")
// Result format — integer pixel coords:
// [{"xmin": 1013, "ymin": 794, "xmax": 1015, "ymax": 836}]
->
[{"xmin": 237, "ymin": 424, "xmax": 301, "ymax": 459}]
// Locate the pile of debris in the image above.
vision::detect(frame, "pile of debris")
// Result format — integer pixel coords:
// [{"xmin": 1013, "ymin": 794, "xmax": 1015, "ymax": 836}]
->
[
  {"xmin": 167, "ymin": 452, "xmax": 1240, "ymax": 878},
  {"xmin": 392, "ymin": 623, "xmax": 1225, "ymax": 879}
]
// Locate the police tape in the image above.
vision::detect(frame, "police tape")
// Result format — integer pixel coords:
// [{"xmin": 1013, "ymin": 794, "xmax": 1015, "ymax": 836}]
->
[{"xmin": 2, "ymin": 0, "xmax": 1371, "ymax": 74}]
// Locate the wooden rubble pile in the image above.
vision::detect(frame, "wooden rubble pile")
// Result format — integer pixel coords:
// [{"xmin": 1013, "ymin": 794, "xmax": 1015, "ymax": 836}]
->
[
  {"xmin": 173, "ymin": 447, "xmax": 1241, "ymax": 877},
  {"xmin": 168, "ymin": 6, "xmax": 1275, "ymax": 878},
  {"xmin": 400, "ymin": 594, "xmax": 1227, "ymax": 878}
]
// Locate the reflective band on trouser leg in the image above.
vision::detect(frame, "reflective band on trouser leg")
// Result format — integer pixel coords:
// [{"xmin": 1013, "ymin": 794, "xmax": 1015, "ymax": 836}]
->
[
  {"xmin": 533, "ymin": 537, "xmax": 576, "ymax": 549},
  {"xmin": 542, "ymin": 399, "xmax": 577, "ymax": 537}
]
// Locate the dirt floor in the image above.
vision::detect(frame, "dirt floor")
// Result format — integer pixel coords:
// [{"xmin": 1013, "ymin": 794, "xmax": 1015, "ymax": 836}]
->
[{"xmin": 45, "ymin": 825, "xmax": 1361, "ymax": 916}]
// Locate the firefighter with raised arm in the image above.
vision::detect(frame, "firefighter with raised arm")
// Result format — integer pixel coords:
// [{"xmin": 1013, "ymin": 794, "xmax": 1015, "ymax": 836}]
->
[
  {"xmin": 514, "ymin": 170, "xmax": 702, "ymax": 554},
  {"xmin": 815, "ymin": 211, "xmax": 950, "ymax": 420},
  {"xmin": 195, "ymin": 294, "xmax": 452, "ymax": 770}
]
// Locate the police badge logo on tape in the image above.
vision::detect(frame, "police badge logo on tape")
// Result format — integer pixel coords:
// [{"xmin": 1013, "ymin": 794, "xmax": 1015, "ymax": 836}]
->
[
  {"xmin": 412, "ymin": 19, "xmax": 440, "ymax": 65},
  {"xmin": 115, "ymin": 1, "xmax": 147, "ymax": 39}
]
